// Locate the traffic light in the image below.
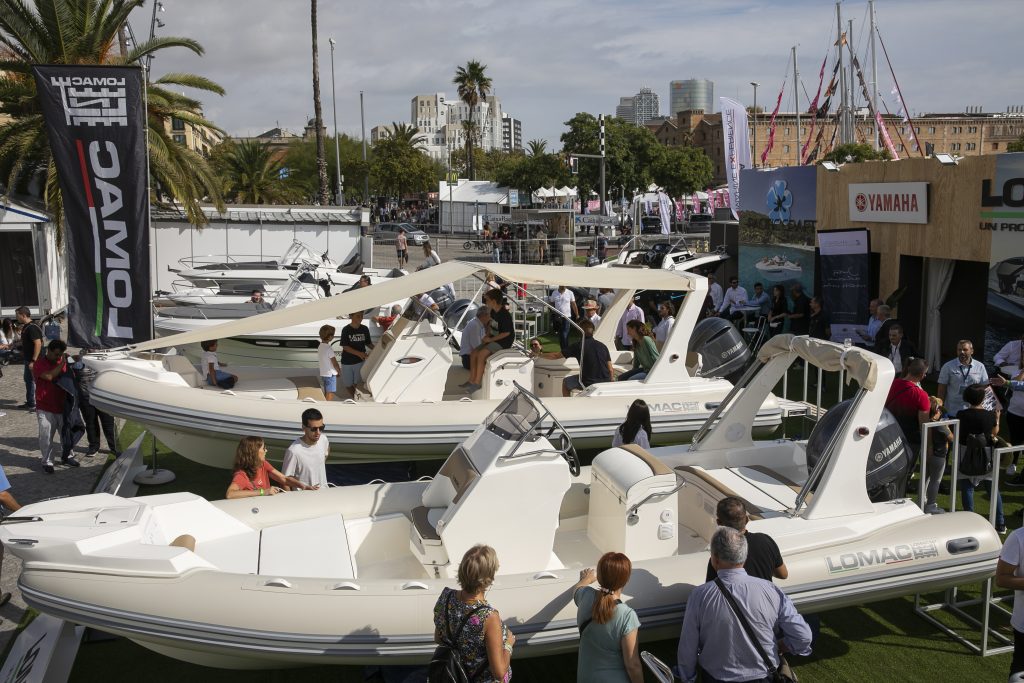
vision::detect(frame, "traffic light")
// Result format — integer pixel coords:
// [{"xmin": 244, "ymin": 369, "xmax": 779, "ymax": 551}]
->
[{"xmin": 569, "ymin": 156, "xmax": 578, "ymax": 175}]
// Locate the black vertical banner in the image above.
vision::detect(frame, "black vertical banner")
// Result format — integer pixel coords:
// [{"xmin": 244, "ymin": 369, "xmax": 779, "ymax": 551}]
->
[
  {"xmin": 32, "ymin": 65, "xmax": 149, "ymax": 347},
  {"xmin": 818, "ymin": 228, "xmax": 870, "ymax": 343}
]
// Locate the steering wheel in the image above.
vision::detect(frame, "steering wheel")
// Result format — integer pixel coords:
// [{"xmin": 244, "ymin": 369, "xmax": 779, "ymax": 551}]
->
[{"xmin": 556, "ymin": 432, "xmax": 581, "ymax": 476}]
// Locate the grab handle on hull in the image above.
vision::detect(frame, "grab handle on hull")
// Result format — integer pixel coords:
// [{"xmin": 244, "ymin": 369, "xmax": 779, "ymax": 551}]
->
[
  {"xmin": 401, "ymin": 581, "xmax": 429, "ymax": 590},
  {"xmin": 947, "ymin": 537, "xmax": 980, "ymax": 554},
  {"xmin": 264, "ymin": 578, "xmax": 292, "ymax": 588},
  {"xmin": 532, "ymin": 571, "xmax": 558, "ymax": 580},
  {"xmin": 331, "ymin": 581, "xmax": 361, "ymax": 591}
]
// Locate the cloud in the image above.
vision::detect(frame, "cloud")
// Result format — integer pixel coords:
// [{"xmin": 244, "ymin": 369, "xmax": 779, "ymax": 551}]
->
[{"xmin": 144, "ymin": 0, "xmax": 1023, "ymax": 147}]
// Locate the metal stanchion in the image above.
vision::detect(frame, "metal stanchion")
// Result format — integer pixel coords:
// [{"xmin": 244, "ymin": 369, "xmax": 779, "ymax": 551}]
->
[
  {"xmin": 133, "ymin": 431, "xmax": 175, "ymax": 486},
  {"xmin": 912, "ymin": 427, "xmax": 1020, "ymax": 656}
]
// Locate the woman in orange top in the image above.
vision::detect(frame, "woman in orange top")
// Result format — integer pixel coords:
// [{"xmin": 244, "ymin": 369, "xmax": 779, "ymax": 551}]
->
[{"xmin": 226, "ymin": 436, "xmax": 312, "ymax": 499}]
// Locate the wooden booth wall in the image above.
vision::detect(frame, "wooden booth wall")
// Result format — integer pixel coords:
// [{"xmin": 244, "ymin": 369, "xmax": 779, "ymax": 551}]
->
[{"xmin": 816, "ymin": 154, "xmax": 995, "ymax": 298}]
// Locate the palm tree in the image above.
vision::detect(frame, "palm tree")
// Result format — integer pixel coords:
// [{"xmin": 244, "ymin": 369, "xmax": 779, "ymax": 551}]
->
[
  {"xmin": 309, "ymin": 0, "xmax": 329, "ymax": 205},
  {"xmin": 389, "ymin": 122, "xmax": 425, "ymax": 150},
  {"xmin": 526, "ymin": 139, "xmax": 547, "ymax": 157},
  {"xmin": 215, "ymin": 140, "xmax": 297, "ymax": 205},
  {"xmin": 0, "ymin": 0, "xmax": 225, "ymax": 230},
  {"xmin": 452, "ymin": 60, "xmax": 492, "ymax": 180}
]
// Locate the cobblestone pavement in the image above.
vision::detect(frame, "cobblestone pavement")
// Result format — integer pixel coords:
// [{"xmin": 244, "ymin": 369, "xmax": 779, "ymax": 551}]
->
[{"xmin": 0, "ymin": 360, "xmax": 109, "ymax": 653}]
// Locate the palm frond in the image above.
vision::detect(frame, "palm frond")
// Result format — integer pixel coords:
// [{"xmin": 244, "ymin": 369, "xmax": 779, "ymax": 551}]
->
[{"xmin": 154, "ymin": 71, "xmax": 225, "ymax": 96}]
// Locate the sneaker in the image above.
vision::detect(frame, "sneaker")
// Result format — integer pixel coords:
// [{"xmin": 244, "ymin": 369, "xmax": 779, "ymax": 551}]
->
[
  {"xmin": 18, "ymin": 403, "xmax": 34, "ymax": 411},
  {"xmin": 464, "ymin": 383, "xmax": 480, "ymax": 394},
  {"xmin": 1008, "ymin": 464, "xmax": 1018, "ymax": 477},
  {"xmin": 997, "ymin": 525, "xmax": 1008, "ymax": 535},
  {"xmin": 458, "ymin": 381, "xmax": 472, "ymax": 388},
  {"xmin": 1007, "ymin": 474, "xmax": 1024, "ymax": 488},
  {"xmin": 61, "ymin": 456, "xmax": 80, "ymax": 468},
  {"xmin": 43, "ymin": 465, "xmax": 54, "ymax": 474},
  {"xmin": 84, "ymin": 447, "xmax": 99, "ymax": 457},
  {"xmin": 924, "ymin": 504, "xmax": 946, "ymax": 515}
]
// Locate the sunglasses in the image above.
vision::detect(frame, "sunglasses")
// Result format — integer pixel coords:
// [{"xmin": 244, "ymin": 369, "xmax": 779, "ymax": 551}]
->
[{"xmin": 304, "ymin": 425, "xmax": 327, "ymax": 432}]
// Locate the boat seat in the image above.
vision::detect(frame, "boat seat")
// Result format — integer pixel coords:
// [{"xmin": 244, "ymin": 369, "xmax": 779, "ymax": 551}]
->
[
  {"xmin": 258, "ymin": 513, "xmax": 355, "ymax": 579},
  {"xmin": 675, "ymin": 465, "xmax": 763, "ymax": 520},
  {"xmin": 617, "ymin": 444, "xmax": 673, "ymax": 476},
  {"xmin": 290, "ymin": 375, "xmax": 325, "ymax": 401},
  {"xmin": 411, "ymin": 506, "xmax": 442, "ymax": 545},
  {"xmin": 413, "ymin": 448, "xmax": 481, "ymax": 548},
  {"xmin": 162, "ymin": 355, "xmax": 204, "ymax": 388}
]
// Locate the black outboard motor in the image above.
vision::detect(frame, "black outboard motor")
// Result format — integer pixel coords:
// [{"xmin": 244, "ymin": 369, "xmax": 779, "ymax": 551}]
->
[
  {"xmin": 428, "ymin": 286, "xmax": 455, "ymax": 313},
  {"xmin": 805, "ymin": 398, "xmax": 909, "ymax": 502},
  {"xmin": 443, "ymin": 299, "xmax": 479, "ymax": 333},
  {"xmin": 687, "ymin": 317, "xmax": 751, "ymax": 383},
  {"xmin": 336, "ymin": 253, "xmax": 364, "ymax": 274}
]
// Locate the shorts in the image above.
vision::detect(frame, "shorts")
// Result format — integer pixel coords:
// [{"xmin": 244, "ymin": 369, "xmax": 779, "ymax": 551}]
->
[
  {"xmin": 321, "ymin": 374, "xmax": 337, "ymax": 393},
  {"xmin": 563, "ymin": 375, "xmax": 584, "ymax": 392},
  {"xmin": 485, "ymin": 341, "xmax": 503, "ymax": 353},
  {"xmin": 341, "ymin": 362, "xmax": 364, "ymax": 387},
  {"xmin": 396, "ymin": 249, "xmax": 407, "ymax": 259}
]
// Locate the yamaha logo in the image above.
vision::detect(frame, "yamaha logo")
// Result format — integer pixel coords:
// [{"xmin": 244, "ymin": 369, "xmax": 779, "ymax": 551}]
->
[{"xmin": 855, "ymin": 193, "xmax": 867, "ymax": 212}]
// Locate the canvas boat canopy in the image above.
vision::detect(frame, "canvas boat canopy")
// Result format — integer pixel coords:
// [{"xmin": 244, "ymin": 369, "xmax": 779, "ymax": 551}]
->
[
  {"xmin": 131, "ymin": 261, "xmax": 702, "ymax": 353},
  {"xmin": 757, "ymin": 334, "xmax": 879, "ymax": 390}
]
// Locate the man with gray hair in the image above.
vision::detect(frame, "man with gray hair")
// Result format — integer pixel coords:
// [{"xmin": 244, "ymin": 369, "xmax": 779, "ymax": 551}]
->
[{"xmin": 679, "ymin": 527, "xmax": 811, "ymax": 682}]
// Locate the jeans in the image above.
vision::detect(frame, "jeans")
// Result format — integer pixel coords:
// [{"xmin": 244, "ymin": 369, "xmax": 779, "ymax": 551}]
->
[
  {"xmin": 959, "ymin": 477, "xmax": 1004, "ymax": 526},
  {"xmin": 80, "ymin": 397, "xmax": 117, "ymax": 452},
  {"xmin": 206, "ymin": 369, "xmax": 236, "ymax": 389},
  {"xmin": 618, "ymin": 368, "xmax": 648, "ymax": 381},
  {"xmin": 23, "ymin": 363, "xmax": 35, "ymax": 407},
  {"xmin": 37, "ymin": 410, "xmax": 63, "ymax": 466},
  {"xmin": 556, "ymin": 315, "xmax": 571, "ymax": 355},
  {"xmin": 1013, "ymin": 628, "xmax": 1024, "ymax": 677},
  {"xmin": 924, "ymin": 454, "xmax": 947, "ymax": 508}
]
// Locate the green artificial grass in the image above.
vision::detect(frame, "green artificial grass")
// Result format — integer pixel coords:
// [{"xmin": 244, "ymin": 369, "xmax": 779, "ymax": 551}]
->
[{"xmin": 64, "ymin": 363, "xmax": 1017, "ymax": 681}]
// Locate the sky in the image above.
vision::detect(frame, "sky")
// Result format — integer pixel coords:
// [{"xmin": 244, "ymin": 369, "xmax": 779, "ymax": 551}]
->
[{"xmin": 144, "ymin": 0, "xmax": 1023, "ymax": 147}]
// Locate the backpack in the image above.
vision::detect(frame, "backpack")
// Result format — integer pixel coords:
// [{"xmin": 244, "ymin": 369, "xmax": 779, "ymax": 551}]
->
[
  {"xmin": 427, "ymin": 591, "xmax": 490, "ymax": 683},
  {"xmin": 959, "ymin": 432, "xmax": 993, "ymax": 476}
]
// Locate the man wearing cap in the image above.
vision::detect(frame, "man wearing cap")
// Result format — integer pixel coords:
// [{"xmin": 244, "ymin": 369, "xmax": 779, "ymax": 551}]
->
[{"xmin": 582, "ymin": 299, "xmax": 601, "ymax": 327}]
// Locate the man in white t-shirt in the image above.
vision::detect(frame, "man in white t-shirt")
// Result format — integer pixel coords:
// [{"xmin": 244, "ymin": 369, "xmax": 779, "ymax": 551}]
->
[
  {"xmin": 998, "ymin": 527, "xmax": 1024, "ymax": 677},
  {"xmin": 549, "ymin": 285, "xmax": 578, "ymax": 354},
  {"xmin": 317, "ymin": 324, "xmax": 341, "ymax": 401},
  {"xmin": 282, "ymin": 408, "xmax": 329, "ymax": 489}
]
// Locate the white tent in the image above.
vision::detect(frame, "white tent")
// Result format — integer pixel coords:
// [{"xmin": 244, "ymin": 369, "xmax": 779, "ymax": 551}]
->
[{"xmin": 439, "ymin": 180, "xmax": 509, "ymax": 233}]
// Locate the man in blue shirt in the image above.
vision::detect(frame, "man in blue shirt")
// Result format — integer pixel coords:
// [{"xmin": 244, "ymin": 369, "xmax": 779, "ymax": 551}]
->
[
  {"xmin": 937, "ymin": 339, "xmax": 988, "ymax": 416},
  {"xmin": 678, "ymin": 527, "xmax": 811, "ymax": 682}
]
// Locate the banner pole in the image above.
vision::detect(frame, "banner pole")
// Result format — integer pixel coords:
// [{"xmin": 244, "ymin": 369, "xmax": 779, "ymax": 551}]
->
[{"xmin": 142, "ymin": 63, "xmax": 156, "ymax": 342}]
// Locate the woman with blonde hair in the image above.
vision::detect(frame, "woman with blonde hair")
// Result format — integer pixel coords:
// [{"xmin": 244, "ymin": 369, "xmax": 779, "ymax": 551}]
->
[
  {"xmin": 573, "ymin": 552, "xmax": 642, "ymax": 682},
  {"xmin": 225, "ymin": 436, "xmax": 312, "ymax": 499},
  {"xmin": 433, "ymin": 545, "xmax": 514, "ymax": 681}
]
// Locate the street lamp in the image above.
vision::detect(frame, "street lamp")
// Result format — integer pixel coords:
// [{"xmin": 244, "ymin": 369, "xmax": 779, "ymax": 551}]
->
[
  {"xmin": 360, "ymin": 90, "xmax": 368, "ymax": 204},
  {"xmin": 750, "ymin": 81, "xmax": 760, "ymax": 168},
  {"xmin": 328, "ymin": 37, "xmax": 343, "ymax": 205}
]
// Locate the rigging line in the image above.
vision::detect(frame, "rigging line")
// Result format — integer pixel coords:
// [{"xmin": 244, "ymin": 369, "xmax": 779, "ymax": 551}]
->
[
  {"xmin": 879, "ymin": 98, "xmax": 909, "ymax": 157},
  {"xmin": 876, "ymin": 25, "xmax": 925, "ymax": 156}
]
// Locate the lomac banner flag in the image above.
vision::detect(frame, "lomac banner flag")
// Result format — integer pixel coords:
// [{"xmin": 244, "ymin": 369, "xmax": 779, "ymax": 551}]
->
[{"xmin": 32, "ymin": 65, "xmax": 149, "ymax": 347}]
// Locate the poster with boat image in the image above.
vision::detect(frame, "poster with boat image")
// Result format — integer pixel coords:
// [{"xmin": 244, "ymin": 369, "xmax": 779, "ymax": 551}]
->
[
  {"xmin": 986, "ymin": 153, "xmax": 1024, "ymax": 368},
  {"xmin": 737, "ymin": 166, "xmax": 817, "ymax": 317}
]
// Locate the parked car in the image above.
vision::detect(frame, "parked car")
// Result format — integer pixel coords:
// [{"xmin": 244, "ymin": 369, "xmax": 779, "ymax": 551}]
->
[
  {"xmin": 685, "ymin": 213, "xmax": 713, "ymax": 233},
  {"xmin": 375, "ymin": 222, "xmax": 429, "ymax": 246}
]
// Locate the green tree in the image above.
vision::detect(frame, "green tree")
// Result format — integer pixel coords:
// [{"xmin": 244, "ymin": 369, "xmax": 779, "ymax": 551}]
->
[
  {"xmin": 651, "ymin": 146, "xmax": 713, "ymax": 197},
  {"xmin": 560, "ymin": 113, "xmax": 664, "ymax": 203},
  {"xmin": 371, "ymin": 136, "xmax": 439, "ymax": 199},
  {"xmin": 389, "ymin": 122, "xmax": 425, "ymax": 150},
  {"xmin": 0, "ymin": 0, "xmax": 225, "ymax": 230},
  {"xmin": 283, "ymin": 135, "xmax": 369, "ymax": 204},
  {"xmin": 1008, "ymin": 134, "xmax": 1024, "ymax": 153},
  {"xmin": 526, "ymin": 139, "xmax": 547, "ymax": 157},
  {"xmin": 309, "ymin": 0, "xmax": 329, "ymax": 204},
  {"xmin": 819, "ymin": 142, "xmax": 891, "ymax": 164},
  {"xmin": 211, "ymin": 139, "xmax": 299, "ymax": 204},
  {"xmin": 494, "ymin": 151, "xmax": 570, "ymax": 196},
  {"xmin": 452, "ymin": 60, "xmax": 492, "ymax": 180}
]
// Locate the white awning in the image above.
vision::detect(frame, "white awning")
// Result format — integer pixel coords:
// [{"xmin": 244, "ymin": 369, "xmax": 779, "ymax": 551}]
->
[
  {"xmin": 131, "ymin": 262, "xmax": 700, "ymax": 353},
  {"xmin": 757, "ymin": 334, "xmax": 881, "ymax": 390}
]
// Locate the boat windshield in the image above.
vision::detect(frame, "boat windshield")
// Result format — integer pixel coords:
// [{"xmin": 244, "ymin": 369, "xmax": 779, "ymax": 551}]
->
[{"xmin": 484, "ymin": 390, "xmax": 542, "ymax": 442}]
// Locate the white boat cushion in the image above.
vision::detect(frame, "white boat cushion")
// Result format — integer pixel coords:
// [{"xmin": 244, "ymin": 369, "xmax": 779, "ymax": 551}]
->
[{"xmin": 258, "ymin": 514, "xmax": 355, "ymax": 579}]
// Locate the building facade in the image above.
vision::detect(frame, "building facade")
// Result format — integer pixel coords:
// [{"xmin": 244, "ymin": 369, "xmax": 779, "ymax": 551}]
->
[
  {"xmin": 501, "ymin": 112, "xmax": 522, "ymax": 153},
  {"xmin": 615, "ymin": 97, "xmax": 635, "ymax": 122},
  {"xmin": 164, "ymin": 111, "xmax": 224, "ymax": 158},
  {"xmin": 669, "ymin": 79, "xmax": 714, "ymax": 117},
  {"xmin": 616, "ymin": 88, "xmax": 660, "ymax": 125},
  {"xmin": 657, "ymin": 108, "xmax": 1024, "ymax": 185}
]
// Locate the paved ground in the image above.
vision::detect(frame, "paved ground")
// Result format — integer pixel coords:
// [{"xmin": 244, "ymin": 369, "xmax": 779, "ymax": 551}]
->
[{"xmin": 0, "ymin": 360, "xmax": 109, "ymax": 653}]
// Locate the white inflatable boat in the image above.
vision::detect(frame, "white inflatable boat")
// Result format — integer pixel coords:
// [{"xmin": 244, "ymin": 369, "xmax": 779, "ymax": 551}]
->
[{"xmin": 2, "ymin": 336, "xmax": 1001, "ymax": 669}]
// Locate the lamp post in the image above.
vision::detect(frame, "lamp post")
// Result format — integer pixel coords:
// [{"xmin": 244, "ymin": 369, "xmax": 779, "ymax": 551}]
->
[
  {"xmin": 360, "ymin": 90, "xmax": 368, "ymax": 203},
  {"xmin": 750, "ymin": 81, "xmax": 760, "ymax": 168},
  {"xmin": 328, "ymin": 38, "xmax": 343, "ymax": 205}
]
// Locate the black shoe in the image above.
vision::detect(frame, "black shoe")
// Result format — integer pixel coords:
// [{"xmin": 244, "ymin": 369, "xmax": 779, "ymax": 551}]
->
[
  {"xmin": 18, "ymin": 402, "xmax": 35, "ymax": 410},
  {"xmin": 43, "ymin": 465, "xmax": 54, "ymax": 474},
  {"xmin": 1006, "ymin": 474, "xmax": 1024, "ymax": 488},
  {"xmin": 61, "ymin": 456, "xmax": 80, "ymax": 468},
  {"xmin": 85, "ymin": 447, "xmax": 99, "ymax": 457},
  {"xmin": 0, "ymin": 592, "xmax": 10, "ymax": 608}
]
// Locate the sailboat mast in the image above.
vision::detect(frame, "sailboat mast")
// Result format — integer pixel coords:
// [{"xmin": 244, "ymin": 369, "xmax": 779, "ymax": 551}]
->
[
  {"xmin": 793, "ymin": 45, "xmax": 800, "ymax": 166},
  {"xmin": 869, "ymin": 0, "xmax": 880, "ymax": 150},
  {"xmin": 848, "ymin": 19, "xmax": 855, "ymax": 143},
  {"xmin": 836, "ymin": 2, "xmax": 847, "ymax": 145}
]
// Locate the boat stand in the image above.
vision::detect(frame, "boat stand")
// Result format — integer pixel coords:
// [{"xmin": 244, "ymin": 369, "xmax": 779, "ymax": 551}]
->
[
  {"xmin": 913, "ymin": 440, "xmax": 1022, "ymax": 656},
  {"xmin": 133, "ymin": 431, "xmax": 176, "ymax": 486}
]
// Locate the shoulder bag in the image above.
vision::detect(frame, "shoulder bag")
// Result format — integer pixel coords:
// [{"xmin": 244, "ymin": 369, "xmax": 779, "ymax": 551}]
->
[
  {"xmin": 713, "ymin": 577, "xmax": 797, "ymax": 683},
  {"xmin": 428, "ymin": 591, "xmax": 491, "ymax": 683}
]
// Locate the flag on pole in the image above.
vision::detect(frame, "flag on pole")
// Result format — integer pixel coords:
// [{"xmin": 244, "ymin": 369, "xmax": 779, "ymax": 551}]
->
[
  {"xmin": 719, "ymin": 97, "xmax": 750, "ymax": 220},
  {"xmin": 876, "ymin": 110, "xmax": 900, "ymax": 159},
  {"xmin": 761, "ymin": 87, "xmax": 784, "ymax": 166}
]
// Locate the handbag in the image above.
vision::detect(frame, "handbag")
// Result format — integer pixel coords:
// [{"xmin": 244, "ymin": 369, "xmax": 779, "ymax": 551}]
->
[
  {"xmin": 427, "ymin": 591, "xmax": 490, "ymax": 683},
  {"xmin": 713, "ymin": 578, "xmax": 798, "ymax": 683}
]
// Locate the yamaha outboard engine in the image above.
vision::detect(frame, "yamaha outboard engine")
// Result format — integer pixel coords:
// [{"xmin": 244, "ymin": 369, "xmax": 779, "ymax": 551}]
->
[
  {"xmin": 428, "ymin": 286, "xmax": 455, "ymax": 313},
  {"xmin": 443, "ymin": 299, "xmax": 479, "ymax": 333},
  {"xmin": 687, "ymin": 317, "xmax": 751, "ymax": 383},
  {"xmin": 805, "ymin": 398, "xmax": 909, "ymax": 502}
]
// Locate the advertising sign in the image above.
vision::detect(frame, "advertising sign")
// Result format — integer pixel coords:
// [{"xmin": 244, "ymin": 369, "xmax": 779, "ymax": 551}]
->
[
  {"xmin": 818, "ymin": 229, "xmax": 870, "ymax": 343},
  {"xmin": 720, "ymin": 97, "xmax": 751, "ymax": 220},
  {"xmin": 848, "ymin": 182, "xmax": 928, "ymax": 224},
  {"xmin": 32, "ymin": 64, "xmax": 150, "ymax": 347}
]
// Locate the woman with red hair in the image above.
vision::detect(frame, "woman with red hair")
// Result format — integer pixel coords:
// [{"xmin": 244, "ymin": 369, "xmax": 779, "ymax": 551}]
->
[{"xmin": 573, "ymin": 552, "xmax": 642, "ymax": 682}]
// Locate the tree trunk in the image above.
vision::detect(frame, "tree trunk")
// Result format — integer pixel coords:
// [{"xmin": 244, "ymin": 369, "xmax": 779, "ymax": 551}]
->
[
  {"xmin": 311, "ymin": 0, "xmax": 330, "ymax": 205},
  {"xmin": 467, "ymin": 105, "xmax": 475, "ymax": 181}
]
